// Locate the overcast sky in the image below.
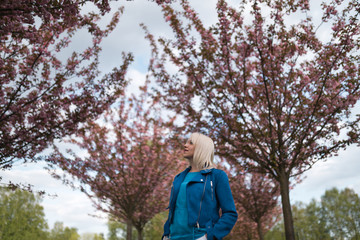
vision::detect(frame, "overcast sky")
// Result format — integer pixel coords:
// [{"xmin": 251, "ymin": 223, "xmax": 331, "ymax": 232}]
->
[{"xmin": 2, "ymin": 0, "xmax": 360, "ymax": 237}]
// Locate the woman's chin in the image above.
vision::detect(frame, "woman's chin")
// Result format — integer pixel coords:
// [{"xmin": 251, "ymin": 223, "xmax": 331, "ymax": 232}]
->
[{"xmin": 183, "ymin": 155, "xmax": 192, "ymax": 160}]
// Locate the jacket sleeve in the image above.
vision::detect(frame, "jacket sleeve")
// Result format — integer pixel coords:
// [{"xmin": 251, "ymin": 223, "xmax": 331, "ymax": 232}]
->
[
  {"xmin": 210, "ymin": 170, "xmax": 238, "ymax": 240},
  {"xmin": 162, "ymin": 217, "xmax": 170, "ymax": 240},
  {"xmin": 162, "ymin": 183, "xmax": 174, "ymax": 239}
]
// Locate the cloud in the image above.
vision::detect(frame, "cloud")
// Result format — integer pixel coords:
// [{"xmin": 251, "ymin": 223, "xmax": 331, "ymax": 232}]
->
[
  {"xmin": 126, "ymin": 68, "xmax": 147, "ymax": 96},
  {"xmin": 97, "ymin": 0, "xmax": 222, "ymax": 74},
  {"xmin": 98, "ymin": 1, "xmax": 171, "ymax": 74},
  {"xmin": 291, "ymin": 144, "xmax": 360, "ymax": 204},
  {"xmin": 43, "ymin": 191, "xmax": 108, "ymax": 235}
]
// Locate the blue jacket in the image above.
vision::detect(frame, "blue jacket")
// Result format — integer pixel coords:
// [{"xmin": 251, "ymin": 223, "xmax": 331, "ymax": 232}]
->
[{"xmin": 163, "ymin": 167, "xmax": 238, "ymax": 240}]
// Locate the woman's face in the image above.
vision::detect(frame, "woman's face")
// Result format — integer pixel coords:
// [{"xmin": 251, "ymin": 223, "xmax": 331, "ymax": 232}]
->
[{"xmin": 184, "ymin": 138, "xmax": 195, "ymax": 159}]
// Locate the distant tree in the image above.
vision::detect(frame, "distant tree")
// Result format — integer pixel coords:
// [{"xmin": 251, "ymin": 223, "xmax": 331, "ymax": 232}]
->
[
  {"xmin": 108, "ymin": 211, "xmax": 168, "ymax": 240},
  {"xmin": 80, "ymin": 232, "xmax": 105, "ymax": 240},
  {"xmin": 108, "ymin": 219, "xmax": 123, "ymax": 240},
  {"xmin": 265, "ymin": 201, "xmax": 331, "ymax": 240},
  {"xmin": 265, "ymin": 223, "xmax": 285, "ymax": 240},
  {"xmin": 48, "ymin": 85, "xmax": 183, "ymax": 240},
  {"xmin": 320, "ymin": 188, "xmax": 360, "ymax": 239},
  {"xmin": 0, "ymin": 187, "xmax": 49, "ymax": 239},
  {"xmin": 0, "ymin": 0, "xmax": 133, "ymax": 173},
  {"xmin": 230, "ymin": 171, "xmax": 280, "ymax": 240},
  {"xmin": 146, "ymin": 0, "xmax": 360, "ymax": 238},
  {"xmin": 108, "ymin": 211, "xmax": 169, "ymax": 240},
  {"xmin": 265, "ymin": 188, "xmax": 360, "ymax": 240},
  {"xmin": 48, "ymin": 222, "xmax": 80, "ymax": 240},
  {"xmin": 143, "ymin": 212, "xmax": 168, "ymax": 240},
  {"xmin": 108, "ymin": 218, "xmax": 137, "ymax": 240},
  {"xmin": 224, "ymin": 210, "xmax": 258, "ymax": 240},
  {"xmin": 293, "ymin": 201, "xmax": 330, "ymax": 240}
]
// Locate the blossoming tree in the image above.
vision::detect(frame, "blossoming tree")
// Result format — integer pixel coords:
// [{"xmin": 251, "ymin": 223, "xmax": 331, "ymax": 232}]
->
[
  {"xmin": 230, "ymin": 170, "xmax": 280, "ymax": 240},
  {"xmin": 0, "ymin": 0, "xmax": 133, "ymax": 171},
  {"xmin": 145, "ymin": 0, "xmax": 360, "ymax": 239},
  {"xmin": 48, "ymin": 85, "xmax": 184, "ymax": 240}
]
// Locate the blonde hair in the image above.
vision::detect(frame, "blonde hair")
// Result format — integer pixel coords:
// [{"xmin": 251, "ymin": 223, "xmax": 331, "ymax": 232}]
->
[{"xmin": 189, "ymin": 132, "xmax": 214, "ymax": 170}]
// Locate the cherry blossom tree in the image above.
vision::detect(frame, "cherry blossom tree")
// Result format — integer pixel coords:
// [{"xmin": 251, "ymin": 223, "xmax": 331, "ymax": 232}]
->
[
  {"xmin": 47, "ymin": 85, "xmax": 184, "ymax": 240},
  {"xmin": 145, "ymin": 0, "xmax": 360, "ymax": 239},
  {"xmin": 225, "ymin": 213, "xmax": 258, "ymax": 240},
  {"xmin": 230, "ymin": 170, "xmax": 280, "ymax": 240},
  {"xmin": 0, "ymin": 0, "xmax": 134, "ymax": 171}
]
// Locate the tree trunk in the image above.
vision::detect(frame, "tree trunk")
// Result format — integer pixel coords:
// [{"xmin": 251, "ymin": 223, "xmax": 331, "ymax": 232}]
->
[
  {"xmin": 278, "ymin": 169, "xmax": 295, "ymax": 240},
  {"xmin": 137, "ymin": 228, "xmax": 143, "ymax": 240},
  {"xmin": 257, "ymin": 219, "xmax": 264, "ymax": 240},
  {"xmin": 126, "ymin": 219, "xmax": 133, "ymax": 240}
]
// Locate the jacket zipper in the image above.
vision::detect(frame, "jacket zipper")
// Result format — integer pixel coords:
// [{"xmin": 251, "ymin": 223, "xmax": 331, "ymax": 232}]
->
[
  {"xmin": 170, "ymin": 185, "xmax": 174, "ymax": 203},
  {"xmin": 196, "ymin": 175, "xmax": 208, "ymax": 228},
  {"xmin": 167, "ymin": 185, "xmax": 174, "ymax": 209},
  {"xmin": 211, "ymin": 180, "xmax": 213, "ymax": 201},
  {"xmin": 168, "ymin": 185, "xmax": 174, "ymax": 224}
]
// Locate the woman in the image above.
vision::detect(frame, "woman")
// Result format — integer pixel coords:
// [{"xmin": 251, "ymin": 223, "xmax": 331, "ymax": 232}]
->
[{"xmin": 162, "ymin": 133, "xmax": 238, "ymax": 240}]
